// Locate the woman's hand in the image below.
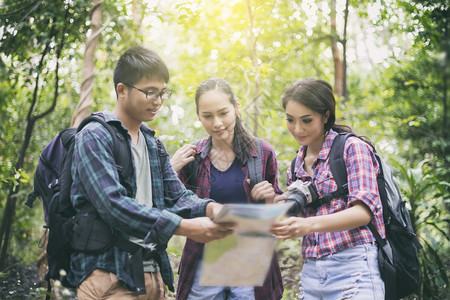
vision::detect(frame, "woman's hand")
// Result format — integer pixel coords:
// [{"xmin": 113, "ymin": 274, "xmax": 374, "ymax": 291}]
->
[
  {"xmin": 273, "ymin": 193, "xmax": 288, "ymax": 204},
  {"xmin": 170, "ymin": 144, "xmax": 197, "ymax": 172},
  {"xmin": 270, "ymin": 216, "xmax": 310, "ymax": 239},
  {"xmin": 247, "ymin": 179, "xmax": 276, "ymax": 204},
  {"xmin": 271, "ymin": 202, "xmax": 373, "ymax": 239}
]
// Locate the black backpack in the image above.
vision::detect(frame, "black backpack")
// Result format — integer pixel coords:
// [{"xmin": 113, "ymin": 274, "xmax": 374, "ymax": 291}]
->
[
  {"xmin": 185, "ymin": 138, "xmax": 263, "ymax": 192},
  {"xmin": 290, "ymin": 132, "xmax": 422, "ymax": 300},
  {"xmin": 26, "ymin": 112, "xmax": 166, "ymax": 298}
]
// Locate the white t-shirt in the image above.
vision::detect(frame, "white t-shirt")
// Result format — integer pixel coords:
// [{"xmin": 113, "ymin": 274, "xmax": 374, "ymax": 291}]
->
[{"xmin": 129, "ymin": 130, "xmax": 159, "ymax": 272}]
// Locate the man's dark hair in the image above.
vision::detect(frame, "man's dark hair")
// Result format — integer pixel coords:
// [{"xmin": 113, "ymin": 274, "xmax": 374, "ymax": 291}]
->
[{"xmin": 113, "ymin": 46, "xmax": 170, "ymax": 93}]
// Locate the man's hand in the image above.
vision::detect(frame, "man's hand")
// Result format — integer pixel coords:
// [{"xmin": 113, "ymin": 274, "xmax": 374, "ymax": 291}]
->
[
  {"xmin": 170, "ymin": 144, "xmax": 197, "ymax": 172},
  {"xmin": 175, "ymin": 217, "xmax": 234, "ymax": 243},
  {"xmin": 205, "ymin": 202, "xmax": 224, "ymax": 220}
]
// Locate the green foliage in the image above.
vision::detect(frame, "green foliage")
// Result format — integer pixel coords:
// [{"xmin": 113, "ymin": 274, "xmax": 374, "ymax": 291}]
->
[
  {"xmin": 0, "ymin": 0, "xmax": 92, "ymax": 272},
  {"xmin": 392, "ymin": 159, "xmax": 450, "ymax": 299},
  {"xmin": 0, "ymin": 0, "xmax": 92, "ymax": 183},
  {"xmin": 381, "ymin": 58, "xmax": 447, "ymax": 162},
  {"xmin": 0, "ymin": 169, "xmax": 29, "ymax": 187},
  {"xmin": 276, "ymin": 239, "xmax": 302, "ymax": 299},
  {"xmin": 0, "ymin": 0, "xmax": 448, "ymax": 299},
  {"xmin": 0, "ymin": 256, "xmax": 50, "ymax": 299}
]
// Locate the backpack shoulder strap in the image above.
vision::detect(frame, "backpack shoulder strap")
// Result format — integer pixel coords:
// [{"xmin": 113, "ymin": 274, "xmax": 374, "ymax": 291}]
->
[
  {"xmin": 328, "ymin": 132, "xmax": 354, "ymax": 189},
  {"xmin": 290, "ymin": 155, "xmax": 297, "ymax": 182},
  {"xmin": 59, "ymin": 128, "xmax": 78, "ymax": 153},
  {"xmin": 307, "ymin": 132, "xmax": 354, "ymax": 209},
  {"xmin": 185, "ymin": 141, "xmax": 201, "ymax": 192},
  {"xmin": 78, "ymin": 113, "xmax": 133, "ymax": 193},
  {"xmin": 55, "ymin": 129, "xmax": 79, "ymax": 218},
  {"xmin": 155, "ymin": 138, "xmax": 169, "ymax": 173},
  {"xmin": 247, "ymin": 138, "xmax": 263, "ymax": 191}
]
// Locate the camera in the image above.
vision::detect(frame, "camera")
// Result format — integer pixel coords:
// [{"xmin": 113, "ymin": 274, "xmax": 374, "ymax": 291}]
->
[{"xmin": 285, "ymin": 180, "xmax": 319, "ymax": 216}]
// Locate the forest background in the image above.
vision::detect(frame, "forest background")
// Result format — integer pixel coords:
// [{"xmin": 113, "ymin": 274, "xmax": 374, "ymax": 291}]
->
[{"xmin": 0, "ymin": 0, "xmax": 448, "ymax": 299}]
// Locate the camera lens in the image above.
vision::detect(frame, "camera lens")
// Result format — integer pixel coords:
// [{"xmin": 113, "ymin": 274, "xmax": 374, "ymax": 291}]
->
[{"xmin": 285, "ymin": 192, "xmax": 308, "ymax": 216}]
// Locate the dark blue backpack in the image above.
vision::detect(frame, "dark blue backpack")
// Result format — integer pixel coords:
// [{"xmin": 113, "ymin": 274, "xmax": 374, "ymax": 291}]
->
[
  {"xmin": 290, "ymin": 132, "xmax": 422, "ymax": 300},
  {"xmin": 27, "ymin": 112, "xmax": 166, "ymax": 298}
]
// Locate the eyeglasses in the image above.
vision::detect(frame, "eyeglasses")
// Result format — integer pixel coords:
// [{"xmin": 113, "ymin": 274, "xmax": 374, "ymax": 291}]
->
[{"xmin": 124, "ymin": 83, "xmax": 172, "ymax": 101}]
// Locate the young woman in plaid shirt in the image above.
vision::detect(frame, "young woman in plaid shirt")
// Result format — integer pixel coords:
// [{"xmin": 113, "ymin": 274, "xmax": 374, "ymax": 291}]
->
[
  {"xmin": 171, "ymin": 78, "xmax": 284, "ymax": 300},
  {"xmin": 271, "ymin": 78, "xmax": 385, "ymax": 299}
]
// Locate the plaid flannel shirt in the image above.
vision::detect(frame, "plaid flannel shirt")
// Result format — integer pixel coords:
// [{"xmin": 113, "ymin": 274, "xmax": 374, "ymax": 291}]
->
[
  {"xmin": 176, "ymin": 136, "xmax": 284, "ymax": 300},
  {"xmin": 287, "ymin": 129, "xmax": 385, "ymax": 259},
  {"xmin": 67, "ymin": 111, "xmax": 212, "ymax": 292}
]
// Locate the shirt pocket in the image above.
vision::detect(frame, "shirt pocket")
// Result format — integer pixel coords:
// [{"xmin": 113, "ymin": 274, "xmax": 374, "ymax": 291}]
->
[
  {"xmin": 314, "ymin": 170, "xmax": 337, "ymax": 197},
  {"xmin": 314, "ymin": 170, "xmax": 347, "ymax": 211}
]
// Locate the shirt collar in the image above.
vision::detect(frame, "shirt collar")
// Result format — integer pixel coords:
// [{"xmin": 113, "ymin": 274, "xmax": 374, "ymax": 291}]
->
[
  {"xmin": 196, "ymin": 136, "xmax": 212, "ymax": 160},
  {"xmin": 100, "ymin": 110, "xmax": 155, "ymax": 136},
  {"xmin": 319, "ymin": 129, "xmax": 338, "ymax": 161},
  {"xmin": 195, "ymin": 136, "xmax": 258, "ymax": 161}
]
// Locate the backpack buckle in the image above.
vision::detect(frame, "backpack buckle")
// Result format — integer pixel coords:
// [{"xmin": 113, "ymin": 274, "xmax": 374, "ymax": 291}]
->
[
  {"xmin": 48, "ymin": 179, "xmax": 59, "ymax": 190},
  {"xmin": 25, "ymin": 191, "xmax": 37, "ymax": 208}
]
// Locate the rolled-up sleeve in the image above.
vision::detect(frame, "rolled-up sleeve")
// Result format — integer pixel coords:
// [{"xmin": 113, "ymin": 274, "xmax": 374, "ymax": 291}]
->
[{"xmin": 344, "ymin": 137, "xmax": 381, "ymax": 215}]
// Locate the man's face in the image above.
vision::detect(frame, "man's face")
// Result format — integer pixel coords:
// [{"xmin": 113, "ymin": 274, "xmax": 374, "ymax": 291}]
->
[{"xmin": 121, "ymin": 77, "xmax": 167, "ymax": 123}]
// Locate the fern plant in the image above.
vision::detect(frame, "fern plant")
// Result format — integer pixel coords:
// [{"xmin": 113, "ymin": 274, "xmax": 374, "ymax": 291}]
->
[{"xmin": 391, "ymin": 159, "xmax": 450, "ymax": 299}]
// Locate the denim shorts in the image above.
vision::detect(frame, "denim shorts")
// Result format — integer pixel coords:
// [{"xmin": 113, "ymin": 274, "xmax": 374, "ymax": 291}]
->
[
  {"xmin": 299, "ymin": 243, "xmax": 384, "ymax": 299},
  {"xmin": 187, "ymin": 262, "xmax": 255, "ymax": 300}
]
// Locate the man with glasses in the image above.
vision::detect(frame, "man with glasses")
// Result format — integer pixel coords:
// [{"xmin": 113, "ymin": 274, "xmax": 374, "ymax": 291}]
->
[{"xmin": 68, "ymin": 46, "xmax": 233, "ymax": 300}]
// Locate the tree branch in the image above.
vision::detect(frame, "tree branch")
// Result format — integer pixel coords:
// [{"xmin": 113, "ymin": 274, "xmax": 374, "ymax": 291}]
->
[{"xmin": 0, "ymin": 0, "xmax": 40, "ymax": 17}]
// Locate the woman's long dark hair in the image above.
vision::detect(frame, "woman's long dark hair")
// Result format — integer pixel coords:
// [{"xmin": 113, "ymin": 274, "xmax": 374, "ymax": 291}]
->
[
  {"xmin": 195, "ymin": 78, "xmax": 256, "ymax": 165},
  {"xmin": 281, "ymin": 78, "xmax": 374, "ymax": 149}
]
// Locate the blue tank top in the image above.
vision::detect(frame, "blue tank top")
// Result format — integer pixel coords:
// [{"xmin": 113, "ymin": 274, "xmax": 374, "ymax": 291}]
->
[{"xmin": 210, "ymin": 159, "xmax": 247, "ymax": 204}]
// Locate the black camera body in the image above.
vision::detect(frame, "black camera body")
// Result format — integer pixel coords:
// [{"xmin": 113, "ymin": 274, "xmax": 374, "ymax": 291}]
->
[{"xmin": 285, "ymin": 180, "xmax": 319, "ymax": 216}]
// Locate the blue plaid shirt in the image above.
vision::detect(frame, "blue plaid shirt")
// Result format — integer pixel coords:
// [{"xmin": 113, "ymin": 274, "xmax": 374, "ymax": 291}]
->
[{"xmin": 67, "ymin": 111, "xmax": 212, "ymax": 292}]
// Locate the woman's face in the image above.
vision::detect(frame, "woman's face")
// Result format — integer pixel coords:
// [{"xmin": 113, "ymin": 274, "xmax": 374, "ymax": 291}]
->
[
  {"xmin": 197, "ymin": 90, "xmax": 239, "ymax": 144},
  {"xmin": 285, "ymin": 100, "xmax": 329, "ymax": 150}
]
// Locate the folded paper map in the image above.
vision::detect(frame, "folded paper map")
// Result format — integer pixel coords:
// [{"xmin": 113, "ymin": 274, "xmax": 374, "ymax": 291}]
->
[{"xmin": 199, "ymin": 202, "xmax": 293, "ymax": 287}]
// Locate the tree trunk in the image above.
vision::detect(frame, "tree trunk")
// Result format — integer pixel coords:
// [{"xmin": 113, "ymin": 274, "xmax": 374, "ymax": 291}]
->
[
  {"xmin": 330, "ymin": 0, "xmax": 344, "ymax": 98},
  {"xmin": 342, "ymin": 0, "xmax": 349, "ymax": 102},
  {"xmin": 0, "ymin": 15, "xmax": 65, "ymax": 268},
  {"xmin": 71, "ymin": 0, "xmax": 103, "ymax": 127},
  {"xmin": 245, "ymin": 0, "xmax": 261, "ymax": 137},
  {"xmin": 443, "ymin": 47, "xmax": 448, "ymax": 141},
  {"xmin": 132, "ymin": 0, "xmax": 143, "ymax": 38}
]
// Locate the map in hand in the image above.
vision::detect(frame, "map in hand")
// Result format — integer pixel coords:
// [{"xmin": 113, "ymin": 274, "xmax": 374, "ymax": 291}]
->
[{"xmin": 200, "ymin": 202, "xmax": 293, "ymax": 287}]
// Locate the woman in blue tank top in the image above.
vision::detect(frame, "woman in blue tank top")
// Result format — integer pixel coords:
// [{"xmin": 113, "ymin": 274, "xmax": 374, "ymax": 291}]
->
[{"xmin": 171, "ymin": 78, "xmax": 284, "ymax": 300}]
